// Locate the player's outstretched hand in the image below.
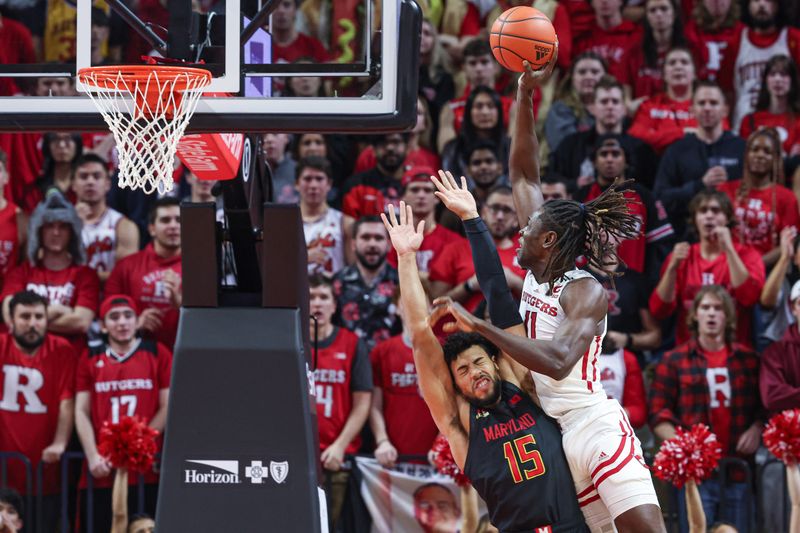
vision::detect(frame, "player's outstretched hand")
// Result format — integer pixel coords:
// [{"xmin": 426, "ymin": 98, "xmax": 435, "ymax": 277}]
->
[
  {"xmin": 433, "ymin": 296, "xmax": 478, "ymax": 333},
  {"xmin": 431, "ymin": 170, "xmax": 479, "ymax": 221},
  {"xmin": 381, "ymin": 201, "xmax": 425, "ymax": 256},
  {"xmin": 518, "ymin": 41, "xmax": 558, "ymax": 93}
]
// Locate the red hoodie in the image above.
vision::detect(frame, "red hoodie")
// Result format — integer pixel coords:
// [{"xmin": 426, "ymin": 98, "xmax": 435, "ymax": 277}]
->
[
  {"xmin": 628, "ymin": 93, "xmax": 695, "ymax": 153},
  {"xmin": 760, "ymin": 324, "xmax": 800, "ymax": 414}
]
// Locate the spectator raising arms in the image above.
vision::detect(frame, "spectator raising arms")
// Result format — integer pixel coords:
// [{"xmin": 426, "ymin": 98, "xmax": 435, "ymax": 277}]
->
[
  {"xmin": 739, "ymin": 54, "xmax": 800, "ymax": 156},
  {"xmin": 650, "ymin": 189, "xmax": 765, "ymax": 347},
  {"xmin": 717, "ymin": 127, "xmax": 800, "ymax": 266}
]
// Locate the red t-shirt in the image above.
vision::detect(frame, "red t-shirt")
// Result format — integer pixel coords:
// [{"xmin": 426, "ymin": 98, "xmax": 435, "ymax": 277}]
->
[
  {"xmin": 0, "ymin": 16, "xmax": 36, "ymax": 64},
  {"xmin": 459, "ymin": 2, "xmax": 482, "ymax": 37},
  {"xmin": 76, "ymin": 339, "xmax": 172, "ymax": 487},
  {"xmin": 573, "ymin": 20, "xmax": 643, "ymax": 82},
  {"xmin": 370, "ymin": 335, "xmax": 438, "ymax": 456},
  {"xmin": 429, "ymin": 238, "xmax": 526, "ymax": 312},
  {"xmin": 628, "ymin": 93, "xmax": 696, "ymax": 153},
  {"xmin": 739, "ymin": 111, "xmax": 800, "ymax": 154},
  {"xmin": 562, "ymin": 0, "xmax": 596, "ymax": 41},
  {"xmin": 353, "ymin": 146, "xmax": 440, "ymax": 176},
  {"xmin": 684, "ymin": 20, "xmax": 744, "ymax": 91},
  {"xmin": 313, "ymin": 327, "xmax": 372, "ymax": 454},
  {"xmin": 620, "ymin": 43, "xmax": 665, "ymax": 98},
  {"xmin": 699, "ymin": 345, "xmax": 732, "ymax": 454},
  {"xmin": 0, "ymin": 201, "xmax": 20, "ymax": 284},
  {"xmin": 0, "ymin": 334, "xmax": 77, "ymax": 495},
  {"xmin": 1, "ymin": 262, "xmax": 100, "ymax": 351},
  {"xmin": 649, "ymin": 242, "xmax": 765, "ymax": 345},
  {"xmin": 717, "ymin": 181, "xmax": 800, "ymax": 255},
  {"xmin": 105, "ymin": 245, "xmax": 182, "ymax": 349},
  {"xmin": 387, "ymin": 224, "xmax": 464, "ymax": 273},
  {"xmin": 272, "ymin": 32, "xmax": 329, "ymax": 64},
  {"xmin": 0, "ymin": 132, "xmax": 43, "ymax": 211},
  {"xmin": 449, "ymin": 91, "xmax": 515, "ymax": 134}
]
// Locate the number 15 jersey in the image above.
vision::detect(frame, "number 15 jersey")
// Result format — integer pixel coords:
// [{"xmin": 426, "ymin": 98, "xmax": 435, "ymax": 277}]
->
[{"xmin": 518, "ymin": 269, "xmax": 607, "ymax": 420}]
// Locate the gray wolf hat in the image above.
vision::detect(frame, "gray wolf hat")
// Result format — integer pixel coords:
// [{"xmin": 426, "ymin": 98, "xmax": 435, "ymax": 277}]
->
[{"xmin": 28, "ymin": 188, "xmax": 85, "ymax": 265}]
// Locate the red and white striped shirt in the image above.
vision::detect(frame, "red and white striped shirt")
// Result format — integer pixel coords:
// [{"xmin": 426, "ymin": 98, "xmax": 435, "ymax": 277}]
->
[{"xmin": 518, "ymin": 269, "xmax": 607, "ymax": 420}]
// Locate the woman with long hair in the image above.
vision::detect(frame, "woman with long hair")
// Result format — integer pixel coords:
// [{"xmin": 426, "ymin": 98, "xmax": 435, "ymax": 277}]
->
[
  {"xmin": 628, "ymin": 46, "xmax": 698, "ymax": 153},
  {"xmin": 717, "ymin": 128, "xmax": 799, "ymax": 267},
  {"xmin": 543, "ymin": 51, "xmax": 607, "ymax": 153},
  {"xmin": 740, "ymin": 55, "xmax": 800, "ymax": 156},
  {"xmin": 20, "ymin": 132, "xmax": 83, "ymax": 212},
  {"xmin": 441, "ymin": 86, "xmax": 508, "ymax": 179},
  {"xmin": 622, "ymin": 0, "xmax": 687, "ymax": 105}
]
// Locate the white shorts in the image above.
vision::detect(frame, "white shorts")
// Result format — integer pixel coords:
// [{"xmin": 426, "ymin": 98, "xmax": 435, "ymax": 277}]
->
[{"xmin": 560, "ymin": 399, "xmax": 660, "ymax": 533}]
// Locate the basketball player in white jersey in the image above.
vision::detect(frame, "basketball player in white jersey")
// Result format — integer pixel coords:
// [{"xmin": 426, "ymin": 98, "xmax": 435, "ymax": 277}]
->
[
  {"xmin": 440, "ymin": 60, "xmax": 666, "ymax": 533},
  {"xmin": 72, "ymin": 154, "xmax": 139, "ymax": 283}
]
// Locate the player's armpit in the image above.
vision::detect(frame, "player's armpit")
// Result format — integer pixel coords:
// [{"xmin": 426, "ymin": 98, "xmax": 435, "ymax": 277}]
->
[{"xmin": 551, "ymin": 278, "xmax": 608, "ymax": 377}]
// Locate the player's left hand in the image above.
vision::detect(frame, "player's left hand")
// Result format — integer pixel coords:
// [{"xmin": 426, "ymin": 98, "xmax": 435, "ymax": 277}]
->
[
  {"xmin": 735, "ymin": 423, "xmax": 762, "ymax": 455},
  {"xmin": 433, "ymin": 296, "xmax": 478, "ymax": 333},
  {"xmin": 41, "ymin": 442, "xmax": 66, "ymax": 463},
  {"xmin": 381, "ymin": 201, "xmax": 425, "ymax": 257},
  {"xmin": 321, "ymin": 442, "xmax": 346, "ymax": 472},
  {"xmin": 431, "ymin": 170, "xmax": 478, "ymax": 221}
]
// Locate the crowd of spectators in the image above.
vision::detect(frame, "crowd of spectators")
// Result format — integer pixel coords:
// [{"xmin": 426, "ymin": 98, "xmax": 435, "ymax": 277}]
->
[{"xmin": 0, "ymin": 0, "xmax": 799, "ymax": 532}]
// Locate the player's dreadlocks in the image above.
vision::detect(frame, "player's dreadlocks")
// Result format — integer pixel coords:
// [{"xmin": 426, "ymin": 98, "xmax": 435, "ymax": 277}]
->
[{"xmin": 537, "ymin": 179, "xmax": 639, "ymax": 290}]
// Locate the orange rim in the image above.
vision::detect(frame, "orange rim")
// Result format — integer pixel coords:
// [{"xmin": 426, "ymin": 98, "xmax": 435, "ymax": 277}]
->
[{"xmin": 77, "ymin": 65, "xmax": 212, "ymax": 91}]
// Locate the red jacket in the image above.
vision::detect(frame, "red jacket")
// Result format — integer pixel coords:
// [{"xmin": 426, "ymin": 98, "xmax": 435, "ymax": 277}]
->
[
  {"xmin": 628, "ymin": 93, "xmax": 695, "ymax": 154},
  {"xmin": 760, "ymin": 325, "xmax": 800, "ymax": 414}
]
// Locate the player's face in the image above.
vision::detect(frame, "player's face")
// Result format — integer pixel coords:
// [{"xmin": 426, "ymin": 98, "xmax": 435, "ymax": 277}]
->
[
  {"xmin": 464, "ymin": 54, "xmax": 497, "ymax": 88},
  {"xmin": 103, "ymin": 306, "xmax": 137, "ymax": 344},
  {"xmin": 572, "ymin": 59, "xmax": 605, "ymax": 99},
  {"xmin": 49, "ymin": 133, "xmax": 78, "ymax": 163},
  {"xmin": 694, "ymin": 199, "xmax": 728, "ymax": 239},
  {"xmin": 749, "ymin": 0, "xmax": 778, "ymax": 25},
  {"xmin": 541, "ymin": 183, "xmax": 569, "ymax": 202},
  {"xmin": 296, "ymin": 168, "xmax": 331, "ymax": 206},
  {"xmin": 403, "ymin": 181, "xmax": 438, "ymax": 218},
  {"xmin": 128, "ymin": 517, "xmax": 155, "ymax": 533},
  {"xmin": 261, "ymin": 133, "xmax": 290, "ymax": 163},
  {"xmin": 664, "ymin": 50, "xmax": 695, "ymax": 87},
  {"xmin": 309, "ymin": 285, "xmax": 336, "ymax": 328},
  {"xmin": 692, "ymin": 87, "xmax": 727, "ymax": 129},
  {"xmin": 414, "ymin": 486, "xmax": 460, "ymax": 532},
  {"xmin": 374, "ymin": 134, "xmax": 408, "ymax": 173},
  {"xmin": 467, "ymin": 148, "xmax": 501, "ymax": 186},
  {"xmin": 10, "ymin": 303, "xmax": 47, "ymax": 350},
  {"xmin": 354, "ymin": 223, "xmax": 389, "ymax": 270},
  {"xmin": 694, "ymin": 293, "xmax": 726, "ymax": 338},
  {"xmin": 594, "ymin": 87, "xmax": 625, "ymax": 130},
  {"xmin": 703, "ymin": 0, "xmax": 732, "ymax": 18},
  {"xmin": 149, "ymin": 206, "xmax": 181, "ymax": 251},
  {"xmin": 646, "ymin": 0, "xmax": 675, "ymax": 32},
  {"xmin": 594, "ymin": 145, "xmax": 626, "ymax": 181},
  {"xmin": 451, "ymin": 346, "xmax": 502, "ymax": 407},
  {"xmin": 766, "ymin": 67, "xmax": 791, "ymax": 98},
  {"xmin": 517, "ymin": 212, "xmax": 554, "ymax": 270},
  {"xmin": 482, "ymin": 192, "xmax": 517, "ymax": 239},
  {"xmin": 470, "ymin": 93, "xmax": 499, "ymax": 131},
  {"xmin": 272, "ymin": 0, "xmax": 297, "ymax": 31},
  {"xmin": 746, "ymin": 134, "xmax": 776, "ymax": 177},
  {"xmin": 297, "ymin": 134, "xmax": 327, "ymax": 158},
  {"xmin": 41, "ymin": 221, "xmax": 72, "ymax": 255},
  {"xmin": 73, "ymin": 162, "xmax": 110, "ymax": 204}
]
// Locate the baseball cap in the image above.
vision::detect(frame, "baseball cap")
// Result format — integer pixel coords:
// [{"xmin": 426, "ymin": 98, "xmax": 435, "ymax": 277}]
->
[
  {"xmin": 401, "ymin": 166, "xmax": 436, "ymax": 188},
  {"xmin": 100, "ymin": 294, "xmax": 138, "ymax": 319},
  {"xmin": 791, "ymin": 280, "xmax": 800, "ymax": 303}
]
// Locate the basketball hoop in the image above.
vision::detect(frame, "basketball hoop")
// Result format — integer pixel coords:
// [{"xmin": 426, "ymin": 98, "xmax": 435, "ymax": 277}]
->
[{"xmin": 78, "ymin": 65, "xmax": 212, "ymax": 194}]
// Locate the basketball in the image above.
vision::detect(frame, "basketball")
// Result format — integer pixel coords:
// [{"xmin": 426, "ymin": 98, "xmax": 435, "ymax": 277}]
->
[{"xmin": 490, "ymin": 7, "xmax": 557, "ymax": 72}]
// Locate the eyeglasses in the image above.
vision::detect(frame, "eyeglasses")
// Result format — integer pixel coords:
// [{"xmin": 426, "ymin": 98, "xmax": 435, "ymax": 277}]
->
[{"xmin": 486, "ymin": 204, "xmax": 515, "ymax": 215}]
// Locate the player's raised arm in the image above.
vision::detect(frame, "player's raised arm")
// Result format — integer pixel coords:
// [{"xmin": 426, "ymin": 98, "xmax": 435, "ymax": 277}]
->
[
  {"xmin": 443, "ymin": 278, "xmax": 606, "ymax": 380},
  {"xmin": 509, "ymin": 57, "xmax": 556, "ymax": 229},
  {"xmin": 380, "ymin": 204, "xmax": 465, "ymax": 446}
]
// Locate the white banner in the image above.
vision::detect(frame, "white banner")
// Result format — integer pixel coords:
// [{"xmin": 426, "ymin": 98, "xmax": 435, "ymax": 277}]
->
[{"xmin": 355, "ymin": 457, "xmax": 486, "ymax": 533}]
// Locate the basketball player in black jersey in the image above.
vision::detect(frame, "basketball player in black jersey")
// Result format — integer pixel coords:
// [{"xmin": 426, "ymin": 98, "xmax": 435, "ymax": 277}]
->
[{"xmin": 382, "ymin": 202, "xmax": 588, "ymax": 533}]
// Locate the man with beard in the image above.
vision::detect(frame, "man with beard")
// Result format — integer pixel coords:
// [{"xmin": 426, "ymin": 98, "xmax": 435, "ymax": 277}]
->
[
  {"xmin": 430, "ymin": 183, "xmax": 526, "ymax": 312},
  {"xmin": 340, "ymin": 133, "xmax": 409, "ymax": 239},
  {"xmin": 0, "ymin": 291, "xmax": 76, "ymax": 531},
  {"xmin": 72, "ymin": 154, "xmax": 139, "ymax": 284},
  {"xmin": 75, "ymin": 294, "xmax": 171, "ymax": 533},
  {"xmin": 387, "ymin": 166, "xmax": 464, "ymax": 274},
  {"xmin": 333, "ymin": 216, "xmax": 398, "ymax": 351},
  {"xmin": 574, "ymin": 135, "xmax": 674, "ymax": 284},
  {"xmin": 308, "ymin": 274, "xmax": 371, "ymax": 530},
  {"xmin": 382, "ymin": 202, "xmax": 587, "ymax": 532},
  {"xmin": 464, "ymin": 141, "xmax": 507, "ymax": 206},
  {"xmin": 728, "ymin": 0, "xmax": 800, "ymax": 129},
  {"xmin": 106, "ymin": 197, "xmax": 182, "ymax": 349}
]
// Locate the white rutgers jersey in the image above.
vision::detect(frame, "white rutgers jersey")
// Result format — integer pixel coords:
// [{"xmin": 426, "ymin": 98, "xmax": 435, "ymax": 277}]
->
[
  {"xmin": 518, "ymin": 268, "xmax": 608, "ymax": 420},
  {"xmin": 303, "ymin": 207, "xmax": 345, "ymax": 277},
  {"xmin": 82, "ymin": 208, "xmax": 123, "ymax": 274},
  {"xmin": 733, "ymin": 28, "xmax": 789, "ymax": 130}
]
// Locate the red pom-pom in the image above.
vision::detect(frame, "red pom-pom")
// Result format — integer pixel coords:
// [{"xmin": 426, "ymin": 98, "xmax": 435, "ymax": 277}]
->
[
  {"xmin": 764, "ymin": 409, "xmax": 800, "ymax": 465},
  {"xmin": 97, "ymin": 416, "xmax": 159, "ymax": 473},
  {"xmin": 653, "ymin": 424, "xmax": 722, "ymax": 488},
  {"xmin": 430, "ymin": 434, "xmax": 470, "ymax": 487}
]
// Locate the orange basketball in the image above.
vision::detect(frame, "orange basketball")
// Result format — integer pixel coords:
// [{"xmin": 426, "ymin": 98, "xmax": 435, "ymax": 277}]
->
[{"xmin": 490, "ymin": 7, "xmax": 557, "ymax": 72}]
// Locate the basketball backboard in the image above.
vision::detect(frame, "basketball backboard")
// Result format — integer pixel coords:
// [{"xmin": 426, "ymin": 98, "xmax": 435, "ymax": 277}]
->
[{"xmin": 0, "ymin": 0, "xmax": 420, "ymax": 133}]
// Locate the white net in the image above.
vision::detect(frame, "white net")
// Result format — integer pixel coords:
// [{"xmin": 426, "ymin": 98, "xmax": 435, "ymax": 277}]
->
[{"xmin": 79, "ymin": 67, "xmax": 211, "ymax": 195}]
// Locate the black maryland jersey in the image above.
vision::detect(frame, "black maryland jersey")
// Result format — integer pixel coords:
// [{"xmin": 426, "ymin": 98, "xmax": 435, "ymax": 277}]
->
[{"xmin": 463, "ymin": 381, "xmax": 588, "ymax": 533}]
